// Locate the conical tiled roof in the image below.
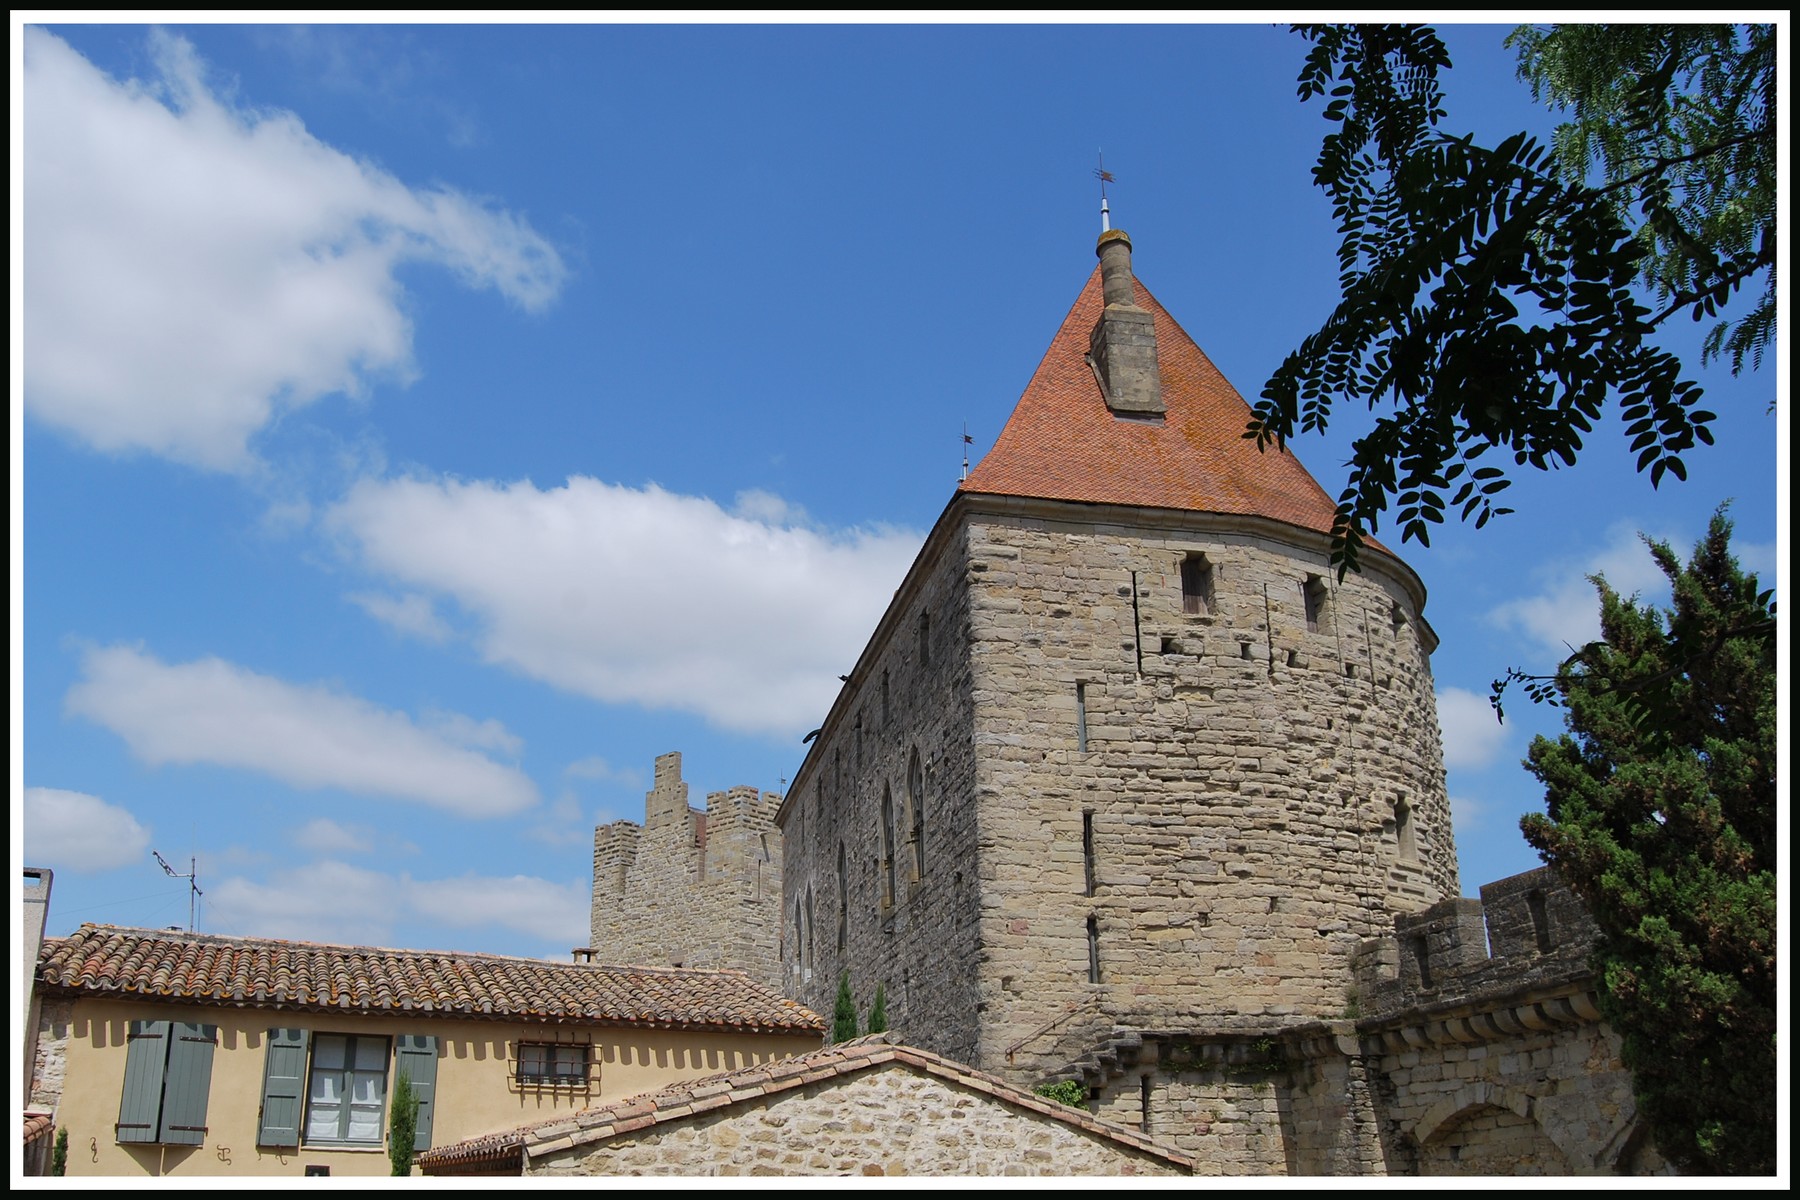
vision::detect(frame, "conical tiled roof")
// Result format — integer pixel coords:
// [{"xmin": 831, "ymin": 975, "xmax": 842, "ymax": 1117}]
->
[{"xmin": 961, "ymin": 261, "xmax": 1347, "ymax": 538}]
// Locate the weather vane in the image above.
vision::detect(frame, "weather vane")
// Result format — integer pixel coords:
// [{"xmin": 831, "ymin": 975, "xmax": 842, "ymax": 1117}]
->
[{"xmin": 1095, "ymin": 151, "xmax": 1116, "ymax": 231}]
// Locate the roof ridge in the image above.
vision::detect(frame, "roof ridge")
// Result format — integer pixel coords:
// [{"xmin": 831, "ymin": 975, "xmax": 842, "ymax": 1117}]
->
[{"xmin": 52, "ymin": 923, "xmax": 755, "ymax": 975}]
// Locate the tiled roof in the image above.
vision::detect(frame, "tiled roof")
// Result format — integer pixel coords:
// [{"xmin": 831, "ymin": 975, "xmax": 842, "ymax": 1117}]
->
[
  {"xmin": 962, "ymin": 262, "xmax": 1374, "ymax": 547},
  {"xmin": 416, "ymin": 1031, "xmax": 1196, "ymax": 1173},
  {"xmin": 23, "ymin": 1112, "xmax": 54, "ymax": 1147},
  {"xmin": 36, "ymin": 924, "xmax": 824, "ymax": 1035}
]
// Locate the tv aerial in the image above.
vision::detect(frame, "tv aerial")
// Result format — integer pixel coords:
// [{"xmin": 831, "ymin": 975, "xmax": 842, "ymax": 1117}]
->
[{"xmin": 153, "ymin": 850, "xmax": 203, "ymax": 933}]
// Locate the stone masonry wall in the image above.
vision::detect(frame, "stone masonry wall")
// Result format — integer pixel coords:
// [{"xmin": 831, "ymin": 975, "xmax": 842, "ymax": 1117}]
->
[
  {"xmin": 1036, "ymin": 867, "xmax": 1663, "ymax": 1176},
  {"xmin": 965, "ymin": 504, "xmax": 1454, "ymax": 1079},
  {"xmin": 779, "ymin": 521, "xmax": 985, "ymax": 1066},
  {"xmin": 591, "ymin": 753, "xmax": 782, "ymax": 987},
  {"xmin": 529, "ymin": 1062, "xmax": 1186, "ymax": 1177},
  {"xmin": 30, "ymin": 995, "xmax": 72, "ymax": 1112},
  {"xmin": 1351, "ymin": 866, "xmax": 1665, "ymax": 1175}
]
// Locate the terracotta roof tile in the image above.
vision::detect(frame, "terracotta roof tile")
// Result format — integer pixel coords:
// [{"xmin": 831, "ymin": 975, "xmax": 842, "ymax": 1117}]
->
[
  {"xmin": 962, "ymin": 263, "xmax": 1381, "ymax": 551},
  {"xmin": 417, "ymin": 1032, "xmax": 1196, "ymax": 1173},
  {"xmin": 23, "ymin": 1112, "xmax": 54, "ymax": 1147},
  {"xmin": 37, "ymin": 924, "xmax": 824, "ymax": 1036}
]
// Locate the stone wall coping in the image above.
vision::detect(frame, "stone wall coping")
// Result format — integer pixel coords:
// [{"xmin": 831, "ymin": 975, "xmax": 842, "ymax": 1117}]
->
[{"xmin": 419, "ymin": 1032, "xmax": 1197, "ymax": 1174}]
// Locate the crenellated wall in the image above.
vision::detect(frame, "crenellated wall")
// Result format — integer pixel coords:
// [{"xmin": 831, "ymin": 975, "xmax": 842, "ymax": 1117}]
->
[
  {"xmin": 1052, "ymin": 867, "xmax": 1665, "ymax": 1176},
  {"xmin": 590, "ymin": 752, "xmax": 783, "ymax": 987}
]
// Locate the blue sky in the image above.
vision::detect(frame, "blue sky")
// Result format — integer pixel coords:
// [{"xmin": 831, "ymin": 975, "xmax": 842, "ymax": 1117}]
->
[{"xmin": 14, "ymin": 19, "xmax": 1784, "ymax": 962}]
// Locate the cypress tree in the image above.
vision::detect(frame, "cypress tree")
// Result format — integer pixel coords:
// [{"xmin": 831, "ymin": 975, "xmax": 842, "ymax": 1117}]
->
[{"xmin": 831, "ymin": 972, "xmax": 859, "ymax": 1043}]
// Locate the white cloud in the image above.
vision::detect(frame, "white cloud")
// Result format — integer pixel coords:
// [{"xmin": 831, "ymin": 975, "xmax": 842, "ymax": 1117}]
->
[
  {"xmin": 1448, "ymin": 793, "xmax": 1488, "ymax": 836},
  {"xmin": 207, "ymin": 861, "xmax": 403, "ymax": 945},
  {"xmin": 327, "ymin": 474, "xmax": 922, "ymax": 738},
  {"xmin": 1487, "ymin": 521, "xmax": 1682, "ymax": 658},
  {"xmin": 1436, "ymin": 686, "xmax": 1512, "ymax": 772},
  {"xmin": 292, "ymin": 818, "xmax": 375, "ymax": 856},
  {"xmin": 64, "ymin": 644, "xmax": 538, "ymax": 818},
  {"xmin": 407, "ymin": 874, "xmax": 589, "ymax": 944},
  {"xmin": 22, "ymin": 28, "xmax": 565, "ymax": 472},
  {"xmin": 564, "ymin": 755, "xmax": 643, "ymax": 786},
  {"xmin": 524, "ymin": 790, "xmax": 593, "ymax": 848},
  {"xmin": 350, "ymin": 592, "xmax": 453, "ymax": 643},
  {"xmin": 23, "ymin": 788, "xmax": 153, "ymax": 873},
  {"xmin": 207, "ymin": 861, "xmax": 588, "ymax": 948},
  {"xmin": 423, "ymin": 709, "xmax": 524, "ymax": 757}
]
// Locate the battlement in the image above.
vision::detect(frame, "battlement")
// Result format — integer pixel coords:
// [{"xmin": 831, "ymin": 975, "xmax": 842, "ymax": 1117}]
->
[
  {"xmin": 1353, "ymin": 866, "xmax": 1601, "ymax": 1019},
  {"xmin": 589, "ymin": 753, "xmax": 784, "ymax": 987}
]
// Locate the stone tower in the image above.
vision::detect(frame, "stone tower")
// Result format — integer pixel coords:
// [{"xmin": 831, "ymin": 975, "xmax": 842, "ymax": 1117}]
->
[
  {"xmin": 591, "ymin": 752, "xmax": 783, "ymax": 987},
  {"xmin": 775, "ymin": 230, "xmax": 1455, "ymax": 1081}
]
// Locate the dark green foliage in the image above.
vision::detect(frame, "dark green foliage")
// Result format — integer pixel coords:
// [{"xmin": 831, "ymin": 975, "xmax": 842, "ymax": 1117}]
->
[
  {"xmin": 866, "ymin": 982, "xmax": 888, "ymax": 1034},
  {"xmin": 1518, "ymin": 509, "xmax": 1774, "ymax": 1174},
  {"xmin": 1033, "ymin": 1080, "xmax": 1088, "ymax": 1109},
  {"xmin": 831, "ymin": 972, "xmax": 859, "ymax": 1043},
  {"xmin": 1510, "ymin": 24, "xmax": 1775, "ymax": 375},
  {"xmin": 1253, "ymin": 24, "xmax": 1775, "ymax": 576},
  {"xmin": 51, "ymin": 1127, "xmax": 68, "ymax": 1177},
  {"xmin": 388, "ymin": 1070, "xmax": 420, "ymax": 1176}
]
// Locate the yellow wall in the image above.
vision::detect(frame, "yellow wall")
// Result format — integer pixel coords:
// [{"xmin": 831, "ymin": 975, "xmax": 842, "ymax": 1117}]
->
[{"xmin": 52, "ymin": 998, "xmax": 820, "ymax": 1177}]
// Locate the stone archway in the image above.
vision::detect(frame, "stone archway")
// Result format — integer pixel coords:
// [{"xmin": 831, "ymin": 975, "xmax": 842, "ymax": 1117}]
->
[{"xmin": 1411, "ymin": 1082, "xmax": 1580, "ymax": 1176}]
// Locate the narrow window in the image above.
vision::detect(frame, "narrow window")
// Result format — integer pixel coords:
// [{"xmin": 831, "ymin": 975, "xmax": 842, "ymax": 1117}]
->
[
  {"xmin": 804, "ymin": 883, "xmax": 815, "ymax": 979},
  {"xmin": 1082, "ymin": 810, "xmax": 1096, "ymax": 897},
  {"xmin": 793, "ymin": 896, "xmax": 803, "ymax": 972},
  {"xmin": 836, "ymin": 842, "xmax": 848, "ymax": 952},
  {"xmin": 1087, "ymin": 916, "xmax": 1101, "ymax": 983},
  {"xmin": 1394, "ymin": 797, "xmax": 1416, "ymax": 861},
  {"xmin": 880, "ymin": 784, "xmax": 897, "ymax": 908},
  {"xmin": 1303, "ymin": 574, "xmax": 1329, "ymax": 633},
  {"xmin": 1140, "ymin": 1074, "xmax": 1153, "ymax": 1132},
  {"xmin": 1527, "ymin": 888, "xmax": 1553, "ymax": 953},
  {"xmin": 1390, "ymin": 601, "xmax": 1407, "ymax": 636},
  {"xmin": 1410, "ymin": 934, "xmax": 1434, "ymax": 988},
  {"xmin": 1181, "ymin": 553, "xmax": 1215, "ymax": 615},
  {"xmin": 919, "ymin": 609, "xmax": 931, "ymax": 665},
  {"xmin": 1075, "ymin": 682, "xmax": 1088, "ymax": 752},
  {"xmin": 907, "ymin": 746, "xmax": 925, "ymax": 879},
  {"xmin": 855, "ymin": 713, "xmax": 863, "ymax": 773}
]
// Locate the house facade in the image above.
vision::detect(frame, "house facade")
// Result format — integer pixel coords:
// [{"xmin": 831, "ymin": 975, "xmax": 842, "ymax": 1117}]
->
[{"xmin": 31, "ymin": 924, "xmax": 822, "ymax": 1178}]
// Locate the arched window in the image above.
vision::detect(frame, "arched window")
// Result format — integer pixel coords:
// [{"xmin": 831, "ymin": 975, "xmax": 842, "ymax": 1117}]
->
[
  {"xmin": 836, "ymin": 842, "xmax": 848, "ymax": 951},
  {"xmin": 880, "ymin": 784, "xmax": 897, "ymax": 908},
  {"xmin": 803, "ymin": 883, "xmax": 815, "ymax": 981},
  {"xmin": 907, "ymin": 746, "xmax": 925, "ymax": 879}
]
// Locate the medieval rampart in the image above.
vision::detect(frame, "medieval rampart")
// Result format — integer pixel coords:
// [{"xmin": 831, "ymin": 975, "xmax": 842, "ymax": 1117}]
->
[
  {"xmin": 1056, "ymin": 867, "xmax": 1663, "ymax": 1175},
  {"xmin": 590, "ymin": 752, "xmax": 783, "ymax": 988}
]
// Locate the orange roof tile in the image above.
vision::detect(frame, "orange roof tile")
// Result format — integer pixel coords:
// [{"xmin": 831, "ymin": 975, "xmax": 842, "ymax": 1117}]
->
[
  {"xmin": 961, "ymin": 262, "xmax": 1352, "ymax": 540},
  {"xmin": 416, "ymin": 1032, "xmax": 1196, "ymax": 1173},
  {"xmin": 37, "ymin": 924, "xmax": 823, "ymax": 1035}
]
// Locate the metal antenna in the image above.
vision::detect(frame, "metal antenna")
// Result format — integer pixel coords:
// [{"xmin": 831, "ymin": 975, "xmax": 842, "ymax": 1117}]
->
[
  {"xmin": 1094, "ymin": 152, "xmax": 1116, "ymax": 232},
  {"xmin": 153, "ymin": 850, "xmax": 203, "ymax": 933},
  {"xmin": 961, "ymin": 423, "xmax": 973, "ymax": 483}
]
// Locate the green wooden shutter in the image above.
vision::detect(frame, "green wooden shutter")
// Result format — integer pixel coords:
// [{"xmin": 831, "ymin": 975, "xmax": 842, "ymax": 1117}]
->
[
  {"xmin": 116, "ymin": 1020, "xmax": 171, "ymax": 1144},
  {"xmin": 257, "ymin": 1028, "xmax": 310, "ymax": 1148},
  {"xmin": 157, "ymin": 1023, "xmax": 217, "ymax": 1145},
  {"xmin": 394, "ymin": 1035, "xmax": 439, "ymax": 1151}
]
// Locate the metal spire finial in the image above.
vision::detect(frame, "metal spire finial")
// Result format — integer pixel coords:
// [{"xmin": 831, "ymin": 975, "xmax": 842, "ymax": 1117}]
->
[{"xmin": 1094, "ymin": 152, "xmax": 1116, "ymax": 232}]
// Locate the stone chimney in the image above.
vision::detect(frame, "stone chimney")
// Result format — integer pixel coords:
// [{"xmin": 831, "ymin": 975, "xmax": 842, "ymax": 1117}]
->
[{"xmin": 1087, "ymin": 229, "xmax": 1164, "ymax": 417}]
